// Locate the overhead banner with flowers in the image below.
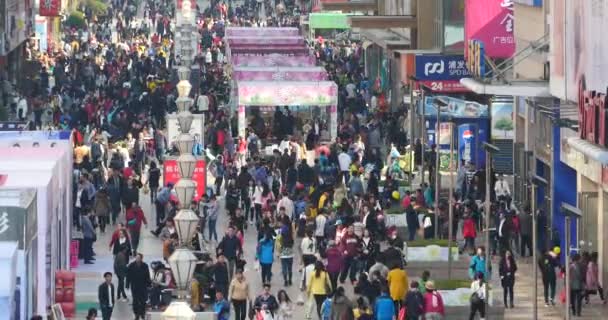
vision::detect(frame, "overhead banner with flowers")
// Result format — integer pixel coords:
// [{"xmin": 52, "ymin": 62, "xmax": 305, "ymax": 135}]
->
[
  {"xmin": 225, "ymin": 27, "xmax": 300, "ymax": 38},
  {"xmin": 465, "ymin": 0, "xmax": 515, "ymax": 58},
  {"xmin": 233, "ymin": 66, "xmax": 327, "ymax": 81},
  {"xmin": 231, "ymin": 54, "xmax": 316, "ymax": 67},
  {"xmin": 237, "ymin": 81, "xmax": 338, "ymax": 106},
  {"xmin": 226, "ymin": 37, "xmax": 305, "ymax": 46}
]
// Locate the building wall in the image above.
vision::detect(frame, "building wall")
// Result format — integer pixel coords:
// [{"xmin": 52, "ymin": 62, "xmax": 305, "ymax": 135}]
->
[{"xmin": 513, "ymin": 4, "xmax": 546, "ymax": 80}]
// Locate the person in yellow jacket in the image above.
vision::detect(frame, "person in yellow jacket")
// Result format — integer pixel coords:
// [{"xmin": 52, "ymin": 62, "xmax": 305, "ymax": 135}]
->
[
  {"xmin": 387, "ymin": 265, "xmax": 409, "ymax": 311},
  {"xmin": 307, "ymin": 261, "xmax": 332, "ymax": 318}
]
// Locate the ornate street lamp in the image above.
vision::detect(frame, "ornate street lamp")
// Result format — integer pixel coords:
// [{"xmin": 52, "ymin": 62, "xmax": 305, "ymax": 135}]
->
[
  {"xmin": 176, "ymin": 80, "xmax": 192, "ymax": 97},
  {"xmin": 173, "ymin": 208, "xmax": 200, "ymax": 246},
  {"xmin": 161, "ymin": 301, "xmax": 196, "ymax": 320},
  {"xmin": 177, "ymin": 67, "xmax": 191, "ymax": 82},
  {"xmin": 167, "ymin": 248, "xmax": 198, "ymax": 291}
]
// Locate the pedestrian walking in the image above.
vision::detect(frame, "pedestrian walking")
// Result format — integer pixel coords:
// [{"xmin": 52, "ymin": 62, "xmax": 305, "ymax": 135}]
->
[
  {"xmin": 125, "ymin": 202, "xmax": 147, "ymax": 256},
  {"xmin": 81, "ymin": 210, "xmax": 97, "ymax": 264},
  {"xmin": 257, "ymin": 230, "xmax": 275, "ymax": 284},
  {"xmin": 499, "ymin": 249, "xmax": 517, "ymax": 308},
  {"xmin": 279, "ymin": 218, "xmax": 295, "ymax": 286},
  {"xmin": 307, "ymin": 261, "xmax": 332, "ymax": 318},
  {"xmin": 469, "ymin": 273, "xmax": 487, "ymax": 320},
  {"xmin": 228, "ymin": 269, "xmax": 250, "ymax": 320},
  {"xmin": 585, "ymin": 252, "xmax": 606, "ymax": 304},
  {"xmin": 217, "ymin": 225, "xmax": 242, "ymax": 282},
  {"xmin": 422, "ymin": 281, "xmax": 445, "ymax": 320},
  {"xmin": 113, "ymin": 246, "xmax": 129, "ymax": 302},
  {"xmin": 98, "ymin": 272, "xmax": 115, "ymax": 320},
  {"xmin": 330, "ymin": 287, "xmax": 354, "ymax": 320},
  {"xmin": 387, "ymin": 264, "xmax": 408, "ymax": 314},
  {"xmin": 208, "ymin": 195, "xmax": 220, "ymax": 241},
  {"xmin": 403, "ymin": 281, "xmax": 424, "ymax": 320},
  {"xmin": 539, "ymin": 247, "xmax": 561, "ymax": 306},
  {"xmin": 94, "ymin": 187, "xmax": 111, "ymax": 233},
  {"xmin": 126, "ymin": 254, "xmax": 151, "ymax": 320},
  {"xmin": 569, "ymin": 253, "xmax": 584, "ymax": 316},
  {"xmin": 276, "ymin": 290, "xmax": 294, "ymax": 320}
]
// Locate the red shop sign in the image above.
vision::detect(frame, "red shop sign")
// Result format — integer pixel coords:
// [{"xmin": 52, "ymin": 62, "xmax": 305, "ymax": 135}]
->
[
  {"xmin": 163, "ymin": 159, "xmax": 207, "ymax": 201},
  {"xmin": 418, "ymin": 80, "xmax": 470, "ymax": 93},
  {"xmin": 39, "ymin": 0, "xmax": 61, "ymax": 16}
]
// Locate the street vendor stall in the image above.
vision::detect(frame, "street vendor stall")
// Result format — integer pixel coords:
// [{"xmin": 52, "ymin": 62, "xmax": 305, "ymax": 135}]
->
[
  {"xmin": 233, "ymin": 66, "xmax": 327, "ymax": 81},
  {"xmin": 236, "ymin": 81, "xmax": 338, "ymax": 141}
]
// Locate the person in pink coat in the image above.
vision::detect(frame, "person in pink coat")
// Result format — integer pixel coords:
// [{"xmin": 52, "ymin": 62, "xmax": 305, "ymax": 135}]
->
[
  {"xmin": 585, "ymin": 252, "xmax": 606, "ymax": 304},
  {"xmin": 422, "ymin": 281, "xmax": 445, "ymax": 319}
]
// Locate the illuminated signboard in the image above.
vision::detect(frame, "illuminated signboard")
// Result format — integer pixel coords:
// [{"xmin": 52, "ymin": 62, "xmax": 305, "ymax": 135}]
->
[
  {"xmin": 579, "ymin": 86, "xmax": 608, "ymax": 148},
  {"xmin": 467, "ymin": 39, "xmax": 486, "ymax": 78}
]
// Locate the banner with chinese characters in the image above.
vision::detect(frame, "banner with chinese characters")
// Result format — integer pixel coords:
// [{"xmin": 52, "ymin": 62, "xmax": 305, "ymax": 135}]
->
[
  {"xmin": 229, "ymin": 46, "xmax": 310, "ymax": 55},
  {"xmin": 465, "ymin": 0, "xmax": 515, "ymax": 58},
  {"xmin": 163, "ymin": 159, "xmax": 207, "ymax": 201},
  {"xmin": 414, "ymin": 54, "xmax": 471, "ymax": 92},
  {"xmin": 39, "ymin": 0, "xmax": 61, "ymax": 16},
  {"xmin": 233, "ymin": 66, "xmax": 327, "ymax": 81}
]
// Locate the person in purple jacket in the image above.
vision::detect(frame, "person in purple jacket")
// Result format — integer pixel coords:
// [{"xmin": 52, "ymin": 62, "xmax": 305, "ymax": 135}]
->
[{"xmin": 325, "ymin": 240, "xmax": 344, "ymax": 293}]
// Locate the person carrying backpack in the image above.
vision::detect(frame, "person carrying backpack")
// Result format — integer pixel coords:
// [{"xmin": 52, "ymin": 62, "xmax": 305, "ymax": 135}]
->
[{"xmin": 403, "ymin": 281, "xmax": 424, "ymax": 320}]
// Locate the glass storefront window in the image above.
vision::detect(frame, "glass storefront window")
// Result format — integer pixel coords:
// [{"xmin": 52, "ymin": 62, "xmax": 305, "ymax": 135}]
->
[{"xmin": 443, "ymin": 0, "xmax": 465, "ymax": 52}]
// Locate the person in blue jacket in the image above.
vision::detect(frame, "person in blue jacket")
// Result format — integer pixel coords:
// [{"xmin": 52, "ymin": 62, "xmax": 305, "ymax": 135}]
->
[
  {"xmin": 213, "ymin": 290, "xmax": 230, "ymax": 320},
  {"xmin": 374, "ymin": 287, "xmax": 396, "ymax": 320},
  {"xmin": 469, "ymin": 246, "xmax": 489, "ymax": 280},
  {"xmin": 257, "ymin": 231, "xmax": 275, "ymax": 284}
]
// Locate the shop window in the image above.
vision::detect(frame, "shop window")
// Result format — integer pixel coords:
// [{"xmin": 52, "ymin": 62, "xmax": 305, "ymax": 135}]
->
[{"xmin": 443, "ymin": 0, "xmax": 465, "ymax": 52}]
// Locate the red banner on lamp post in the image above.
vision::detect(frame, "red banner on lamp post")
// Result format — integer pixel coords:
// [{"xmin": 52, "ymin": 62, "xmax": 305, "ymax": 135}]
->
[
  {"xmin": 163, "ymin": 159, "xmax": 207, "ymax": 201},
  {"xmin": 39, "ymin": 0, "xmax": 61, "ymax": 16}
]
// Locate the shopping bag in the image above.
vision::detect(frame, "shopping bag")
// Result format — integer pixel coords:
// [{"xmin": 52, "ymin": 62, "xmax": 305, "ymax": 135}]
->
[
  {"xmin": 296, "ymin": 292, "xmax": 305, "ymax": 305},
  {"xmin": 559, "ymin": 289, "xmax": 566, "ymax": 304},
  {"xmin": 398, "ymin": 306, "xmax": 407, "ymax": 320}
]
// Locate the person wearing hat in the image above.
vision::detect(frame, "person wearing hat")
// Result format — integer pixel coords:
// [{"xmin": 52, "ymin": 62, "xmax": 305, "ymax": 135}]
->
[
  {"xmin": 539, "ymin": 246, "xmax": 561, "ymax": 306},
  {"xmin": 422, "ymin": 281, "xmax": 445, "ymax": 319}
]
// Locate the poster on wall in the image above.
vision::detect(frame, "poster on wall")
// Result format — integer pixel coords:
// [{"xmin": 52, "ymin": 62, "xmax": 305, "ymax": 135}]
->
[
  {"xmin": 5, "ymin": 0, "xmax": 31, "ymax": 54},
  {"xmin": 35, "ymin": 17, "xmax": 48, "ymax": 53},
  {"xmin": 464, "ymin": 0, "xmax": 515, "ymax": 58},
  {"xmin": 39, "ymin": 0, "xmax": 61, "ymax": 16},
  {"xmin": 162, "ymin": 159, "xmax": 207, "ymax": 201},
  {"xmin": 491, "ymin": 101, "xmax": 514, "ymax": 139},
  {"xmin": 549, "ymin": 0, "xmax": 608, "ymax": 102}
]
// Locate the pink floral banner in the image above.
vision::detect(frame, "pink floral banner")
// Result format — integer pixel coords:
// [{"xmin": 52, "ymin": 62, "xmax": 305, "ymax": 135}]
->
[
  {"xmin": 225, "ymin": 27, "xmax": 300, "ymax": 38},
  {"xmin": 227, "ymin": 36, "xmax": 305, "ymax": 45},
  {"xmin": 233, "ymin": 67, "xmax": 327, "ymax": 81},
  {"xmin": 230, "ymin": 46, "xmax": 309, "ymax": 55},
  {"xmin": 237, "ymin": 81, "xmax": 338, "ymax": 106},
  {"xmin": 231, "ymin": 54, "xmax": 316, "ymax": 67}
]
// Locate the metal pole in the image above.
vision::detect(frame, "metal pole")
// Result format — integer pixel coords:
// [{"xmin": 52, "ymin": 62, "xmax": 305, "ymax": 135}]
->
[
  {"xmin": 409, "ymin": 81, "xmax": 415, "ymax": 190},
  {"xmin": 420, "ymin": 88, "xmax": 426, "ymax": 186},
  {"xmin": 447, "ymin": 123, "xmax": 454, "ymax": 279},
  {"xmin": 565, "ymin": 216, "xmax": 571, "ymax": 320},
  {"xmin": 532, "ymin": 184, "xmax": 538, "ymax": 320},
  {"xmin": 434, "ymin": 106, "xmax": 441, "ymax": 239},
  {"xmin": 485, "ymin": 150, "xmax": 492, "ymax": 318}
]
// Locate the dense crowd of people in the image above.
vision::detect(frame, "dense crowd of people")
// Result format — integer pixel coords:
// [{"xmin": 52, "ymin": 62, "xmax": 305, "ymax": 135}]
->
[{"xmin": 13, "ymin": 1, "xmax": 607, "ymax": 320}]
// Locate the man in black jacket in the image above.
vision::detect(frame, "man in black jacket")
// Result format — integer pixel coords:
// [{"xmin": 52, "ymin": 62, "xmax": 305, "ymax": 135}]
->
[
  {"xmin": 126, "ymin": 254, "xmax": 151, "ymax": 319},
  {"xmin": 216, "ymin": 226, "xmax": 242, "ymax": 282},
  {"xmin": 98, "ymin": 272, "xmax": 115, "ymax": 320}
]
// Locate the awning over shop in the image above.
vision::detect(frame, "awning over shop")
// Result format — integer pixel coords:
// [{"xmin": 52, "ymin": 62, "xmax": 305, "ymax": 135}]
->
[
  {"xmin": 349, "ymin": 15, "xmax": 417, "ymax": 29},
  {"xmin": 460, "ymin": 78, "xmax": 552, "ymax": 97},
  {"xmin": 320, "ymin": 0, "xmax": 377, "ymax": 12},
  {"xmin": 358, "ymin": 28, "xmax": 410, "ymax": 49},
  {"xmin": 309, "ymin": 12, "xmax": 351, "ymax": 29},
  {"xmin": 567, "ymin": 138, "xmax": 608, "ymax": 165}
]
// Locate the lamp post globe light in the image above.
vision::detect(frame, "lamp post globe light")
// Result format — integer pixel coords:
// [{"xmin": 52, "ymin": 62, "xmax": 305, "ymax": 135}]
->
[{"xmin": 161, "ymin": 1, "xmax": 200, "ymax": 315}]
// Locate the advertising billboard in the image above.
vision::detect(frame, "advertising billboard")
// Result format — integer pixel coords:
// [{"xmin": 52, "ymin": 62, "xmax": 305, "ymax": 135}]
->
[
  {"xmin": 162, "ymin": 159, "xmax": 207, "ymax": 201},
  {"xmin": 491, "ymin": 100, "xmax": 514, "ymax": 140},
  {"xmin": 414, "ymin": 54, "xmax": 471, "ymax": 93},
  {"xmin": 549, "ymin": 0, "xmax": 608, "ymax": 103},
  {"xmin": 464, "ymin": 0, "xmax": 515, "ymax": 58}
]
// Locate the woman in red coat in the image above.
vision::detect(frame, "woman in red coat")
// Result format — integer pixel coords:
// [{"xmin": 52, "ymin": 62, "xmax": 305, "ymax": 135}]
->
[{"xmin": 463, "ymin": 212, "xmax": 477, "ymax": 254}]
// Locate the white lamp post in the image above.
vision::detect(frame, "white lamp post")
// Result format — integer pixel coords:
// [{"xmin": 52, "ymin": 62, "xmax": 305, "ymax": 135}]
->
[
  {"xmin": 161, "ymin": 301, "xmax": 196, "ymax": 320},
  {"xmin": 176, "ymin": 80, "xmax": 192, "ymax": 97}
]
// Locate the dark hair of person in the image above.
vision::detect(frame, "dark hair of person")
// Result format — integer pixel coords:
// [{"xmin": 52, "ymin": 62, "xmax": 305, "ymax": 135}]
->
[
  {"xmin": 314, "ymin": 260, "xmax": 325, "ymax": 278},
  {"xmin": 277, "ymin": 289, "xmax": 291, "ymax": 303}
]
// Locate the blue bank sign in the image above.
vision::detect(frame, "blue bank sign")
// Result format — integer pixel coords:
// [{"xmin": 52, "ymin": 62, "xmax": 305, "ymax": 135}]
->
[{"xmin": 415, "ymin": 55, "xmax": 471, "ymax": 81}]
